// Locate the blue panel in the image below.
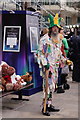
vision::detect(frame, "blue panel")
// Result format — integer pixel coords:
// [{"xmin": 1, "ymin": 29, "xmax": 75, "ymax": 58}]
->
[
  {"xmin": 2, "ymin": 11, "xmax": 43, "ymax": 95},
  {"xmin": 2, "ymin": 12, "xmax": 28, "ymax": 75}
]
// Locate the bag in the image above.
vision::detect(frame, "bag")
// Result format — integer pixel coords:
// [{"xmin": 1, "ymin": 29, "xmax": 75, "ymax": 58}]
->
[{"xmin": 61, "ymin": 65, "xmax": 69, "ymax": 74}]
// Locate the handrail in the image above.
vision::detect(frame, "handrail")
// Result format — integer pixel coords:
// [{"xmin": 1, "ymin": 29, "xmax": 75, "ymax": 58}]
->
[{"xmin": 0, "ymin": 83, "xmax": 33, "ymax": 98}]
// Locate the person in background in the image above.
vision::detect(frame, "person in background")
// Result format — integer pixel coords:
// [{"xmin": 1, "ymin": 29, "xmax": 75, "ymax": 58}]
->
[
  {"xmin": 56, "ymin": 28, "xmax": 68, "ymax": 93},
  {"xmin": 69, "ymin": 29, "xmax": 80, "ymax": 82},
  {"xmin": 59, "ymin": 28, "xmax": 69, "ymax": 57},
  {"xmin": 58, "ymin": 28, "xmax": 70, "ymax": 90},
  {"xmin": 40, "ymin": 28, "xmax": 49, "ymax": 38}
]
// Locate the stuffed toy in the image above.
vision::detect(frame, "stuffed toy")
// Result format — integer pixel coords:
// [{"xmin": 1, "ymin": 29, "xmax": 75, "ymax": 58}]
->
[
  {"xmin": 0, "ymin": 78, "xmax": 5, "ymax": 92},
  {"xmin": 0, "ymin": 61, "xmax": 31, "ymax": 91},
  {"xmin": 6, "ymin": 83, "xmax": 14, "ymax": 91},
  {"xmin": 0, "ymin": 85, "xmax": 5, "ymax": 92},
  {"xmin": 0, "ymin": 62, "xmax": 22, "ymax": 91},
  {"xmin": 7, "ymin": 66, "xmax": 15, "ymax": 76},
  {"xmin": 2, "ymin": 65, "xmax": 15, "ymax": 91},
  {"xmin": 21, "ymin": 72, "xmax": 33, "ymax": 83},
  {"xmin": 3, "ymin": 75, "xmax": 12, "ymax": 84},
  {"xmin": 13, "ymin": 83, "xmax": 22, "ymax": 91},
  {"xmin": 2, "ymin": 64, "xmax": 9, "ymax": 76},
  {"xmin": 1, "ymin": 77, "xmax": 6, "ymax": 86},
  {"xmin": 15, "ymin": 75, "xmax": 26, "ymax": 86}
]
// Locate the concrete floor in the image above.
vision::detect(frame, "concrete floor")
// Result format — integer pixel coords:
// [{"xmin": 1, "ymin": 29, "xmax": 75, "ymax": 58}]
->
[{"xmin": 1, "ymin": 81, "xmax": 78, "ymax": 119}]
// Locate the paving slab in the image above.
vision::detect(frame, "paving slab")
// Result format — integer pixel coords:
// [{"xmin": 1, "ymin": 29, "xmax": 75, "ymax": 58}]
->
[{"xmin": 2, "ymin": 81, "xmax": 78, "ymax": 118}]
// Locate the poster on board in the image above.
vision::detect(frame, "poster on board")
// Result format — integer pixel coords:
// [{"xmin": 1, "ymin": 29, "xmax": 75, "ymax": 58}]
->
[
  {"xmin": 3, "ymin": 26, "xmax": 21, "ymax": 52},
  {"xmin": 30, "ymin": 27, "xmax": 38, "ymax": 52}
]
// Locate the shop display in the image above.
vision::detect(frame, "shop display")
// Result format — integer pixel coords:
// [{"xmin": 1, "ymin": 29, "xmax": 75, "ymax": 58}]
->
[{"xmin": 0, "ymin": 61, "xmax": 32, "ymax": 92}]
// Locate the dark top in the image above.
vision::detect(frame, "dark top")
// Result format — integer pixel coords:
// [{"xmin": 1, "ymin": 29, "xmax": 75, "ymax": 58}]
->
[{"xmin": 69, "ymin": 35, "xmax": 80, "ymax": 63}]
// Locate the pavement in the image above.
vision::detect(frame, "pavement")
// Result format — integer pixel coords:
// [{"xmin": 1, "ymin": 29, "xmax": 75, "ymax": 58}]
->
[{"xmin": 1, "ymin": 72, "xmax": 79, "ymax": 118}]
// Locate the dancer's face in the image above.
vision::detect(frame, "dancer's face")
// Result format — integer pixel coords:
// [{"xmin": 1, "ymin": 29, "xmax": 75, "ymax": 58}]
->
[{"xmin": 51, "ymin": 26, "xmax": 59, "ymax": 36}]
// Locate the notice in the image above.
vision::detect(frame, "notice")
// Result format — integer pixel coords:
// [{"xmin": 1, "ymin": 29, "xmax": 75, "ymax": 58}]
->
[{"xmin": 3, "ymin": 26, "xmax": 21, "ymax": 52}]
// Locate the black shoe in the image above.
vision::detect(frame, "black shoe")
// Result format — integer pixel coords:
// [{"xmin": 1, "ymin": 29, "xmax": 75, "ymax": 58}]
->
[
  {"xmin": 63, "ymin": 83, "xmax": 70, "ymax": 90},
  {"xmin": 42, "ymin": 108, "xmax": 50, "ymax": 116},
  {"xmin": 56, "ymin": 87, "xmax": 65, "ymax": 93},
  {"xmin": 48, "ymin": 105, "xmax": 60, "ymax": 112}
]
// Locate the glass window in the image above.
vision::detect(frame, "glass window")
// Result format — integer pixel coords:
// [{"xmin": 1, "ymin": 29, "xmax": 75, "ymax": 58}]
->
[
  {"xmin": 31, "ymin": 0, "xmax": 35, "ymax": 5},
  {"xmin": 66, "ymin": 1, "xmax": 73, "ymax": 7},
  {"xmin": 66, "ymin": 16, "xmax": 72, "ymax": 25},
  {"xmin": 77, "ymin": 2, "xmax": 80, "ymax": 8},
  {"xmin": 77, "ymin": 17, "xmax": 80, "ymax": 23},
  {"xmin": 50, "ymin": 0, "xmax": 55, "ymax": 5},
  {"xmin": 44, "ymin": 0, "xmax": 49, "ymax": 5},
  {"xmin": 50, "ymin": 0, "xmax": 60, "ymax": 5},
  {"xmin": 38, "ymin": 1, "xmax": 43, "ymax": 6}
]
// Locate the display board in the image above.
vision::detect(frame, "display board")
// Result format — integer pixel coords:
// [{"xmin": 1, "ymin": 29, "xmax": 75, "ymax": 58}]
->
[
  {"xmin": 30, "ymin": 27, "xmax": 38, "ymax": 52},
  {"xmin": 3, "ymin": 26, "xmax": 21, "ymax": 52}
]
